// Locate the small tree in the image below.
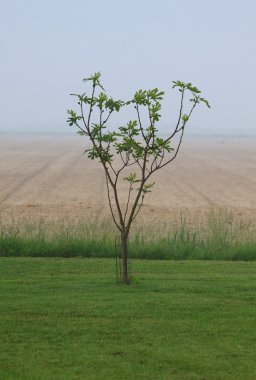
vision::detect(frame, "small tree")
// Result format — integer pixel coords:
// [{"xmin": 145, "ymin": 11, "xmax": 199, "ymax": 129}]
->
[{"xmin": 67, "ymin": 72, "xmax": 209, "ymax": 284}]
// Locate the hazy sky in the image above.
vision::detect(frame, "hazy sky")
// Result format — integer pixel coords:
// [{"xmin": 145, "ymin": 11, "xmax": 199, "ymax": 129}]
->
[{"xmin": 0, "ymin": 0, "xmax": 255, "ymax": 135}]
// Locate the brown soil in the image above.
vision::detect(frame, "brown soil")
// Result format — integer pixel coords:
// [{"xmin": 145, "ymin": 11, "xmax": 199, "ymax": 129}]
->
[{"xmin": 1, "ymin": 134, "xmax": 255, "ymax": 225}]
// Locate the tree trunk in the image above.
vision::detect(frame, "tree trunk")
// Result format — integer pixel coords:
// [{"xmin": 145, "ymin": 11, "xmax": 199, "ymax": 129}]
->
[{"xmin": 121, "ymin": 233, "xmax": 129, "ymax": 284}]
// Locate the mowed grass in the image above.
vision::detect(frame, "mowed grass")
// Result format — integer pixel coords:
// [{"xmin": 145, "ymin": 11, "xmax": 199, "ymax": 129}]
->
[{"xmin": 1, "ymin": 258, "xmax": 256, "ymax": 379}]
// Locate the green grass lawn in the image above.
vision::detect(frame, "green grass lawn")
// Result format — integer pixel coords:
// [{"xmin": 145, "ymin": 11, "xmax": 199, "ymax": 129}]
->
[{"xmin": 1, "ymin": 258, "xmax": 256, "ymax": 380}]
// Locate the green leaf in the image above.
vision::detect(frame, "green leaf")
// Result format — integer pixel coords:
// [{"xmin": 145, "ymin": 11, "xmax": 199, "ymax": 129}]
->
[
  {"xmin": 133, "ymin": 90, "xmax": 148, "ymax": 105},
  {"xmin": 83, "ymin": 72, "xmax": 105, "ymax": 91},
  {"xmin": 67, "ymin": 109, "xmax": 82, "ymax": 126},
  {"xmin": 147, "ymin": 88, "xmax": 165, "ymax": 101},
  {"xmin": 105, "ymin": 98, "xmax": 124, "ymax": 112},
  {"xmin": 123, "ymin": 172, "xmax": 138, "ymax": 183},
  {"xmin": 186, "ymin": 83, "xmax": 201, "ymax": 94},
  {"xmin": 96, "ymin": 92, "xmax": 108, "ymax": 109},
  {"xmin": 200, "ymin": 97, "xmax": 211, "ymax": 108},
  {"xmin": 77, "ymin": 131, "xmax": 86, "ymax": 136},
  {"xmin": 142, "ymin": 182, "xmax": 155, "ymax": 193},
  {"xmin": 172, "ymin": 80, "xmax": 186, "ymax": 90}
]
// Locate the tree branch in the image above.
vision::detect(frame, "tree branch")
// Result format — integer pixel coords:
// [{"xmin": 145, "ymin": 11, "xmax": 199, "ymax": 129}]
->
[
  {"xmin": 124, "ymin": 182, "xmax": 133, "ymax": 222},
  {"xmin": 131, "ymin": 193, "xmax": 145, "ymax": 224},
  {"xmin": 135, "ymin": 104, "xmax": 148, "ymax": 145},
  {"xmin": 87, "ymin": 85, "xmax": 96, "ymax": 128},
  {"xmin": 105, "ymin": 173, "xmax": 122, "ymax": 232}
]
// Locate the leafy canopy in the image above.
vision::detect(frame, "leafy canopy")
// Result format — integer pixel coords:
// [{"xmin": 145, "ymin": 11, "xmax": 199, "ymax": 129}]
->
[{"xmin": 67, "ymin": 72, "xmax": 210, "ymax": 234}]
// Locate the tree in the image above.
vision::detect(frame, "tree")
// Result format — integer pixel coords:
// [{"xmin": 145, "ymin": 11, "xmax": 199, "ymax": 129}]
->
[{"xmin": 67, "ymin": 72, "xmax": 210, "ymax": 284}]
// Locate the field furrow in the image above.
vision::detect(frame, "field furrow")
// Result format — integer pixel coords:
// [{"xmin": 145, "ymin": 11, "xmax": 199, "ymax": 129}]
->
[{"xmin": 1, "ymin": 135, "xmax": 255, "ymax": 223}]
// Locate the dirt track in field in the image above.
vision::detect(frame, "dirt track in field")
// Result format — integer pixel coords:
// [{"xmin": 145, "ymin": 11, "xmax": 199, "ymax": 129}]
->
[{"xmin": 0, "ymin": 134, "xmax": 255, "ymax": 224}]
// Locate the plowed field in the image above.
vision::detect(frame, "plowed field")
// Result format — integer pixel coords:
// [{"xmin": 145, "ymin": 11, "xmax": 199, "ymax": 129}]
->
[{"xmin": 1, "ymin": 134, "xmax": 255, "ymax": 224}]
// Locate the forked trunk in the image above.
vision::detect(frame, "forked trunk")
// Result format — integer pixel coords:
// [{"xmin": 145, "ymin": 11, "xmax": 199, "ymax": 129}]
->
[{"xmin": 121, "ymin": 233, "xmax": 129, "ymax": 284}]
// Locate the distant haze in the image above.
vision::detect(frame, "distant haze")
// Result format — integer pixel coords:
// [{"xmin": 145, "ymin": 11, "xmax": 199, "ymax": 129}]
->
[{"xmin": 0, "ymin": 0, "xmax": 255, "ymax": 136}]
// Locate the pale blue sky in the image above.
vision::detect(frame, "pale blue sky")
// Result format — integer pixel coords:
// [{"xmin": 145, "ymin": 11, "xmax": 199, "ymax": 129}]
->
[{"xmin": 0, "ymin": 0, "xmax": 255, "ymax": 135}]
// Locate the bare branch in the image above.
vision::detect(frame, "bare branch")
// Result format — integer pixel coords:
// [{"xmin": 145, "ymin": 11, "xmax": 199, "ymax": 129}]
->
[
  {"xmin": 75, "ymin": 122, "xmax": 86, "ymax": 134},
  {"xmin": 102, "ymin": 110, "xmax": 113, "ymax": 126},
  {"xmin": 157, "ymin": 88, "xmax": 185, "ymax": 149},
  {"xmin": 125, "ymin": 148, "xmax": 148, "ymax": 234},
  {"xmin": 124, "ymin": 182, "xmax": 133, "ymax": 222},
  {"xmin": 105, "ymin": 174, "xmax": 122, "ymax": 232},
  {"xmin": 130, "ymin": 193, "xmax": 145, "ymax": 225},
  {"xmin": 153, "ymin": 127, "xmax": 185, "ymax": 171},
  {"xmin": 135, "ymin": 104, "xmax": 148, "ymax": 144},
  {"xmin": 87, "ymin": 85, "xmax": 96, "ymax": 128},
  {"xmin": 80, "ymin": 102, "xmax": 88, "ymax": 131}
]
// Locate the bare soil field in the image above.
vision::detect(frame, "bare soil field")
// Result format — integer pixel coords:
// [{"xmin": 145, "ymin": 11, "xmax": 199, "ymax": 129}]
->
[{"xmin": 0, "ymin": 134, "xmax": 255, "ymax": 225}]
